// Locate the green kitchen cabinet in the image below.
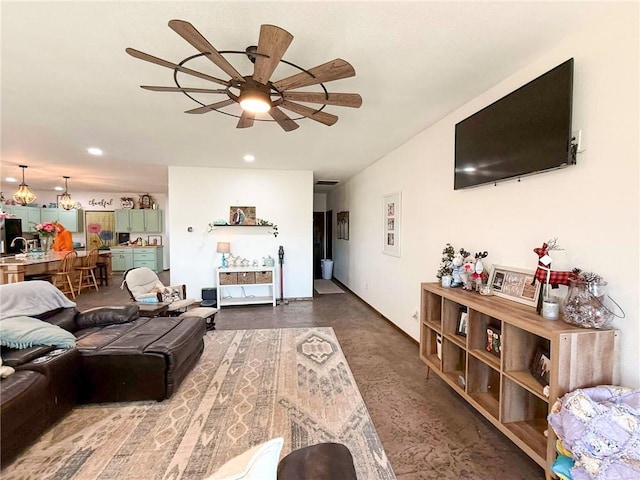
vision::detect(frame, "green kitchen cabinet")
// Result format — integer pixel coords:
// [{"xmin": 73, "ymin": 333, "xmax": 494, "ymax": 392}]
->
[
  {"xmin": 115, "ymin": 209, "xmax": 162, "ymax": 233},
  {"xmin": 111, "ymin": 248, "xmax": 134, "ymax": 272},
  {"xmin": 39, "ymin": 208, "xmax": 84, "ymax": 232},
  {"xmin": 3, "ymin": 205, "xmax": 41, "ymax": 232}
]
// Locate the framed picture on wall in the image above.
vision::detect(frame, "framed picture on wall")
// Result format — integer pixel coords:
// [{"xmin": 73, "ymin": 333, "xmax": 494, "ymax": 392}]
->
[
  {"xmin": 337, "ymin": 211, "xmax": 349, "ymax": 240},
  {"xmin": 383, "ymin": 191, "xmax": 401, "ymax": 257},
  {"xmin": 229, "ymin": 206, "xmax": 256, "ymax": 225}
]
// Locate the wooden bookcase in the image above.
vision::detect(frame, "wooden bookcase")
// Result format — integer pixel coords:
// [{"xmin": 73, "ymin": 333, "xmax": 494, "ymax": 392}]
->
[{"xmin": 419, "ymin": 282, "xmax": 619, "ymax": 478}]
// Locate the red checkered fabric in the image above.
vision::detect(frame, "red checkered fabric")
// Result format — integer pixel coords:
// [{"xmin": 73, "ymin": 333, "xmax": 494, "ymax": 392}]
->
[{"xmin": 533, "ymin": 243, "xmax": 572, "ymax": 287}]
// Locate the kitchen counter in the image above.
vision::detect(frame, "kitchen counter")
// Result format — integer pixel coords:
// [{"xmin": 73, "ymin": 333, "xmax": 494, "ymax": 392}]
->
[{"xmin": 0, "ymin": 251, "xmax": 112, "ymax": 284}]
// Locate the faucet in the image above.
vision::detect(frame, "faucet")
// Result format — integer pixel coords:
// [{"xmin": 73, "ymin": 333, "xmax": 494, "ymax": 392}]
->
[{"xmin": 10, "ymin": 237, "xmax": 28, "ymax": 254}]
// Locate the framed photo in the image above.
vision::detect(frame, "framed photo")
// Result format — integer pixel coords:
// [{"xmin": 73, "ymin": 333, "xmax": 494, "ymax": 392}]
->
[
  {"xmin": 382, "ymin": 191, "xmax": 401, "ymax": 257},
  {"xmin": 337, "ymin": 211, "xmax": 349, "ymax": 240},
  {"xmin": 229, "ymin": 206, "xmax": 256, "ymax": 225},
  {"xmin": 488, "ymin": 265, "xmax": 541, "ymax": 308},
  {"xmin": 455, "ymin": 307, "xmax": 468, "ymax": 337},
  {"xmin": 530, "ymin": 346, "xmax": 551, "ymax": 387},
  {"xmin": 148, "ymin": 235, "xmax": 162, "ymax": 246},
  {"xmin": 485, "ymin": 325, "xmax": 501, "ymax": 357}
]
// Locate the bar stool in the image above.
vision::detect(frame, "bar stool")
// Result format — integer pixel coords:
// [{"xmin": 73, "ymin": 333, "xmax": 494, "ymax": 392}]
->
[
  {"xmin": 51, "ymin": 251, "xmax": 78, "ymax": 299},
  {"xmin": 76, "ymin": 248, "xmax": 100, "ymax": 294},
  {"xmin": 95, "ymin": 261, "xmax": 109, "ymax": 286}
]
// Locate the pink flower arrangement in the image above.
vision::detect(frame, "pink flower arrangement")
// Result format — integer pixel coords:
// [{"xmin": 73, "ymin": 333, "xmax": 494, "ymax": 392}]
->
[{"xmin": 34, "ymin": 221, "xmax": 57, "ymax": 237}]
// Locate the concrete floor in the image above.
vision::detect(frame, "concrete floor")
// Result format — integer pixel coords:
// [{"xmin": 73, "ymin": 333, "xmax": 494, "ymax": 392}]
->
[{"xmin": 74, "ymin": 271, "xmax": 543, "ymax": 479}]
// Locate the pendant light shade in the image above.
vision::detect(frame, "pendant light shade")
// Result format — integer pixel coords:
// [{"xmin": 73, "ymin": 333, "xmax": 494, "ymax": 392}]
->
[
  {"xmin": 58, "ymin": 176, "xmax": 75, "ymax": 211},
  {"xmin": 12, "ymin": 165, "xmax": 37, "ymax": 206}
]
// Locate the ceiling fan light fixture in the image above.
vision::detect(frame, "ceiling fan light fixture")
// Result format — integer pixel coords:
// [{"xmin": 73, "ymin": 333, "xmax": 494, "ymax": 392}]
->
[
  {"xmin": 58, "ymin": 176, "xmax": 75, "ymax": 211},
  {"xmin": 12, "ymin": 165, "xmax": 37, "ymax": 206},
  {"xmin": 239, "ymin": 89, "xmax": 271, "ymax": 113}
]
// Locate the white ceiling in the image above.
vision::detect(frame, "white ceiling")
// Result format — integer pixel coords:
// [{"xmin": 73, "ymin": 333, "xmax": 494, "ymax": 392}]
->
[{"xmin": 0, "ymin": 1, "xmax": 620, "ymax": 197}]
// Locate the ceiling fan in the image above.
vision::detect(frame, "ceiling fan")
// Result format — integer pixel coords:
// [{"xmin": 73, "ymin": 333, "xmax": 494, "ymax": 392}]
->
[{"xmin": 126, "ymin": 20, "xmax": 362, "ymax": 132}]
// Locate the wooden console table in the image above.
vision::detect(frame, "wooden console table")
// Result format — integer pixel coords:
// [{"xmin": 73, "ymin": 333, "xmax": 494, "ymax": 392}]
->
[
  {"xmin": 0, "ymin": 251, "xmax": 112, "ymax": 284},
  {"xmin": 419, "ymin": 282, "xmax": 618, "ymax": 479}
]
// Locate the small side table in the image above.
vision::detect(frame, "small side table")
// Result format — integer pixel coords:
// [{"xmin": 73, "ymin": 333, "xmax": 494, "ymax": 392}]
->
[{"xmin": 134, "ymin": 302, "xmax": 170, "ymax": 318}]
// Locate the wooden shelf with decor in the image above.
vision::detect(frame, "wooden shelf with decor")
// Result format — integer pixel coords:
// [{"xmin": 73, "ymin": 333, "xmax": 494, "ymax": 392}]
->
[{"xmin": 419, "ymin": 282, "xmax": 619, "ymax": 479}]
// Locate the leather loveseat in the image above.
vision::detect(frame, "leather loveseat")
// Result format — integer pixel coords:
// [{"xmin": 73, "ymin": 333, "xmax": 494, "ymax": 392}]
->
[{"xmin": 0, "ymin": 280, "xmax": 207, "ymax": 467}]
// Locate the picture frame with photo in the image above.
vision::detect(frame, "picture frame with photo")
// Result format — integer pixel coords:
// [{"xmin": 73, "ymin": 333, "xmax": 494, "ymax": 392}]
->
[
  {"xmin": 488, "ymin": 265, "xmax": 542, "ymax": 308},
  {"xmin": 337, "ymin": 211, "xmax": 349, "ymax": 240},
  {"xmin": 382, "ymin": 191, "xmax": 401, "ymax": 257},
  {"xmin": 147, "ymin": 235, "xmax": 162, "ymax": 246},
  {"xmin": 229, "ymin": 206, "xmax": 256, "ymax": 225},
  {"xmin": 456, "ymin": 307, "xmax": 468, "ymax": 337},
  {"xmin": 530, "ymin": 346, "xmax": 551, "ymax": 387},
  {"xmin": 485, "ymin": 325, "xmax": 502, "ymax": 357}
]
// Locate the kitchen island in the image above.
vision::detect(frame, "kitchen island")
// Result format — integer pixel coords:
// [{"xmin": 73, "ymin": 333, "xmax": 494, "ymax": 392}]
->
[{"xmin": 0, "ymin": 250, "xmax": 112, "ymax": 284}]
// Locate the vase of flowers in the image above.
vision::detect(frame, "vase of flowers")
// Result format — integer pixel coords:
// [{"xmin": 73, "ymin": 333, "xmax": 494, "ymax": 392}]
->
[{"xmin": 34, "ymin": 221, "xmax": 57, "ymax": 253}]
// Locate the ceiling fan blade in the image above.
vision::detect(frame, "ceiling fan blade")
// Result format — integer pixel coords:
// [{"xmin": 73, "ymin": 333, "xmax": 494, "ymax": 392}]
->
[
  {"xmin": 282, "ymin": 91, "xmax": 362, "ymax": 108},
  {"xmin": 126, "ymin": 48, "xmax": 228, "ymax": 86},
  {"xmin": 273, "ymin": 59, "xmax": 356, "ymax": 91},
  {"xmin": 268, "ymin": 107, "xmax": 299, "ymax": 132},
  {"xmin": 280, "ymin": 100, "xmax": 338, "ymax": 126},
  {"xmin": 141, "ymin": 86, "xmax": 228, "ymax": 93},
  {"xmin": 185, "ymin": 99, "xmax": 235, "ymax": 114},
  {"xmin": 237, "ymin": 111, "xmax": 255, "ymax": 128},
  {"xmin": 168, "ymin": 19, "xmax": 244, "ymax": 82},
  {"xmin": 253, "ymin": 25, "xmax": 294, "ymax": 85}
]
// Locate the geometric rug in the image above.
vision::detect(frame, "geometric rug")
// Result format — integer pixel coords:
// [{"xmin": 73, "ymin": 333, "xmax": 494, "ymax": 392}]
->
[
  {"xmin": 314, "ymin": 279, "xmax": 345, "ymax": 294},
  {"xmin": 2, "ymin": 328, "xmax": 396, "ymax": 479}
]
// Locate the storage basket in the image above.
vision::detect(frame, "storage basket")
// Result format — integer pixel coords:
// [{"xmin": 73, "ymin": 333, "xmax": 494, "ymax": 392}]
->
[
  {"xmin": 219, "ymin": 272, "xmax": 238, "ymax": 285},
  {"xmin": 237, "ymin": 272, "xmax": 256, "ymax": 284},
  {"xmin": 256, "ymin": 271, "xmax": 273, "ymax": 284}
]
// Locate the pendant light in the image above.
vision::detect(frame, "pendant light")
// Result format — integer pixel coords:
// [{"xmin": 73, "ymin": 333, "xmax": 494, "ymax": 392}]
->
[
  {"xmin": 12, "ymin": 165, "xmax": 37, "ymax": 206},
  {"xmin": 58, "ymin": 176, "xmax": 75, "ymax": 211}
]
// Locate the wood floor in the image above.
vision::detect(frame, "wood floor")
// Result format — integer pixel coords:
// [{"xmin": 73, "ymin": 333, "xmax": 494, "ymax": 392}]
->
[{"xmin": 74, "ymin": 272, "xmax": 543, "ymax": 479}]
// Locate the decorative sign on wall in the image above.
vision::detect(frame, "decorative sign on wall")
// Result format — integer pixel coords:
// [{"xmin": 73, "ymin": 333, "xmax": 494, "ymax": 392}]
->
[
  {"xmin": 383, "ymin": 191, "xmax": 401, "ymax": 257},
  {"xmin": 88, "ymin": 198, "xmax": 114, "ymax": 209}
]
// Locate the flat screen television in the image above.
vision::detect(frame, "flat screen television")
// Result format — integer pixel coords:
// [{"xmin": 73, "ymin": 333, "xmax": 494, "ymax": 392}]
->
[{"xmin": 454, "ymin": 58, "xmax": 575, "ymax": 190}]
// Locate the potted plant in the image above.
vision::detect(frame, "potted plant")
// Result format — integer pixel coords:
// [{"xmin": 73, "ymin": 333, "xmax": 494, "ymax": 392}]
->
[{"xmin": 436, "ymin": 243, "xmax": 455, "ymax": 287}]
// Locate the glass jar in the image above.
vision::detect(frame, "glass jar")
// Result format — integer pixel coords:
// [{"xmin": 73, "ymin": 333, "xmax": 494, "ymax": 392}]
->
[{"xmin": 562, "ymin": 279, "xmax": 613, "ymax": 329}]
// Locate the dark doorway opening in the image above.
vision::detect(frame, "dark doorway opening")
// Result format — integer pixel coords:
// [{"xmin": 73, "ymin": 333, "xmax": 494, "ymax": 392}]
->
[
  {"xmin": 326, "ymin": 210, "xmax": 333, "ymax": 260},
  {"xmin": 313, "ymin": 212, "xmax": 325, "ymax": 279}
]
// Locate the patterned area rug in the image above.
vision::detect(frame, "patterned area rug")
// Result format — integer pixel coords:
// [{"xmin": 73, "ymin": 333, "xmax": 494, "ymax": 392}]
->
[
  {"xmin": 314, "ymin": 279, "xmax": 345, "ymax": 294},
  {"xmin": 3, "ymin": 328, "xmax": 395, "ymax": 480}
]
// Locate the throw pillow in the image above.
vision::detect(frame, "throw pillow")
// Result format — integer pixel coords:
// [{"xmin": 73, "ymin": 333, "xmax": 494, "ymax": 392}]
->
[
  {"xmin": 204, "ymin": 437, "xmax": 284, "ymax": 480},
  {"xmin": 0, "ymin": 316, "xmax": 76, "ymax": 349}
]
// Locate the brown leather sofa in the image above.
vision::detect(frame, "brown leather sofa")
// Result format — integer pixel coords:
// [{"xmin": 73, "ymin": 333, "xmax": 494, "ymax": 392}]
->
[{"xmin": 1, "ymin": 299, "xmax": 206, "ymax": 467}]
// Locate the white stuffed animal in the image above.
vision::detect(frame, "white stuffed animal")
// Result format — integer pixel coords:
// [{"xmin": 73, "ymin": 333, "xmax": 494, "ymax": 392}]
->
[{"xmin": 451, "ymin": 251, "xmax": 465, "ymax": 287}]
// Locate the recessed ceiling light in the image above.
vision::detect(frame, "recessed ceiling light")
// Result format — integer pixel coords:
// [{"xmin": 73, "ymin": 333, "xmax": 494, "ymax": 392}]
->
[
  {"xmin": 87, "ymin": 147, "xmax": 103, "ymax": 156},
  {"xmin": 54, "ymin": 186, "xmax": 64, "ymax": 191},
  {"xmin": 243, "ymin": 154, "xmax": 255, "ymax": 162},
  {"xmin": 463, "ymin": 167, "xmax": 476, "ymax": 172},
  {"xmin": 5, "ymin": 177, "xmax": 17, "ymax": 183}
]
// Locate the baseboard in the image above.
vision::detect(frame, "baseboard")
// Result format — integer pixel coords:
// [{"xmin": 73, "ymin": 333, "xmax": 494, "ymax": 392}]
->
[{"xmin": 330, "ymin": 278, "xmax": 418, "ymax": 346}]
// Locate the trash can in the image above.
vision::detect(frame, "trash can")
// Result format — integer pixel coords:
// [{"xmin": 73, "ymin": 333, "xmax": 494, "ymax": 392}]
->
[{"xmin": 322, "ymin": 259, "xmax": 333, "ymax": 280}]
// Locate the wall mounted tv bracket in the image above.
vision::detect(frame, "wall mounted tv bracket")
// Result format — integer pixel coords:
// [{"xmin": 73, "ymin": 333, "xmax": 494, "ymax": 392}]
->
[{"xmin": 569, "ymin": 129, "xmax": 582, "ymax": 163}]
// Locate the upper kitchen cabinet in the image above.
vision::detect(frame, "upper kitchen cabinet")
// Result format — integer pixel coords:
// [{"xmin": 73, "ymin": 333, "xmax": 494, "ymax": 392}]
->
[
  {"xmin": 40, "ymin": 208, "xmax": 84, "ymax": 232},
  {"xmin": 115, "ymin": 208, "xmax": 163, "ymax": 233},
  {"xmin": 3, "ymin": 205, "xmax": 42, "ymax": 232},
  {"xmin": 3, "ymin": 205, "xmax": 83, "ymax": 233}
]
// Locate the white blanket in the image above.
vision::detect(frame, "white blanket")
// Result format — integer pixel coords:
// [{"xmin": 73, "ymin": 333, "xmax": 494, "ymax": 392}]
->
[{"xmin": 0, "ymin": 281, "xmax": 76, "ymax": 320}]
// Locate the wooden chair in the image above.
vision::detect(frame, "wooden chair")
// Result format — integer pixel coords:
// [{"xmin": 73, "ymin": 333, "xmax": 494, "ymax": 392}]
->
[
  {"xmin": 77, "ymin": 248, "xmax": 100, "ymax": 294},
  {"xmin": 51, "ymin": 251, "xmax": 78, "ymax": 299}
]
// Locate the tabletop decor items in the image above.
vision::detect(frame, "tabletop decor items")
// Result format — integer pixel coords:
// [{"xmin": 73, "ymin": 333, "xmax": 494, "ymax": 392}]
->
[
  {"xmin": 436, "ymin": 243, "xmax": 455, "ymax": 287},
  {"xmin": 34, "ymin": 221, "xmax": 57, "ymax": 253},
  {"xmin": 562, "ymin": 271, "xmax": 625, "ymax": 329}
]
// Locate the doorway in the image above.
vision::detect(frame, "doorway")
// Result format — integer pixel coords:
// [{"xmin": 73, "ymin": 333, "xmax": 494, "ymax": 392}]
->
[{"xmin": 313, "ymin": 212, "xmax": 324, "ymax": 279}]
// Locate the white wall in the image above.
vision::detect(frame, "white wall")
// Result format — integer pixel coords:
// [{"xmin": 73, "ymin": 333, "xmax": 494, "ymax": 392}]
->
[
  {"xmin": 328, "ymin": 7, "xmax": 639, "ymax": 387},
  {"xmin": 313, "ymin": 193, "xmax": 327, "ymax": 212},
  {"xmin": 168, "ymin": 166, "xmax": 313, "ymax": 300}
]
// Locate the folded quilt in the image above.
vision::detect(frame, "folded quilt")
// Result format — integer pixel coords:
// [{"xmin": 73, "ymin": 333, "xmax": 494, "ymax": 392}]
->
[
  {"xmin": 0, "ymin": 281, "xmax": 76, "ymax": 320},
  {"xmin": 548, "ymin": 385, "xmax": 640, "ymax": 480}
]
